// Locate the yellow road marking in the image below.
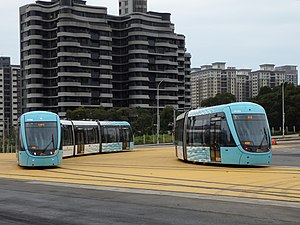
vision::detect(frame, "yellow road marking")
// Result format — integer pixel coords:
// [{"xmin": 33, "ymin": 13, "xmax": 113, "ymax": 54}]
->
[{"xmin": 0, "ymin": 147, "xmax": 299, "ymax": 203}]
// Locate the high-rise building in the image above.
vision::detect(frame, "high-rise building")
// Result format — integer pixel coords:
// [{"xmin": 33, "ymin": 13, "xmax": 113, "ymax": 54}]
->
[
  {"xmin": 119, "ymin": 0, "xmax": 147, "ymax": 15},
  {"xmin": 275, "ymin": 65, "xmax": 298, "ymax": 85},
  {"xmin": 190, "ymin": 68, "xmax": 201, "ymax": 108},
  {"xmin": 108, "ymin": 12, "xmax": 191, "ymax": 110},
  {"xmin": 236, "ymin": 69, "xmax": 250, "ymax": 102},
  {"xmin": 191, "ymin": 62, "xmax": 297, "ymax": 108},
  {"xmin": 191, "ymin": 62, "xmax": 229, "ymax": 108},
  {"xmin": 0, "ymin": 57, "xmax": 20, "ymax": 136},
  {"xmin": 20, "ymin": 0, "xmax": 113, "ymax": 117},
  {"xmin": 249, "ymin": 64, "xmax": 285, "ymax": 98},
  {"xmin": 20, "ymin": 0, "xmax": 191, "ymax": 116}
]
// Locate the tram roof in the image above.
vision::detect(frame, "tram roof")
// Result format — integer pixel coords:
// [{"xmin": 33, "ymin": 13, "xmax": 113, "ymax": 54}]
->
[
  {"xmin": 21, "ymin": 111, "xmax": 59, "ymax": 122},
  {"xmin": 60, "ymin": 120, "xmax": 130, "ymax": 126},
  {"xmin": 188, "ymin": 102, "xmax": 264, "ymax": 117},
  {"xmin": 99, "ymin": 121, "xmax": 130, "ymax": 126}
]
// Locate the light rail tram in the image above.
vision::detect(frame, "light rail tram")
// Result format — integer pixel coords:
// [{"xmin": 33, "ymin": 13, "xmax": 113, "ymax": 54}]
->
[
  {"xmin": 17, "ymin": 111, "xmax": 134, "ymax": 167},
  {"xmin": 175, "ymin": 102, "xmax": 272, "ymax": 165}
]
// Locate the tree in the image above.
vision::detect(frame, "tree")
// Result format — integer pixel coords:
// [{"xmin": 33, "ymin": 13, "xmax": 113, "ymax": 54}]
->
[
  {"xmin": 201, "ymin": 93, "xmax": 236, "ymax": 107},
  {"xmin": 160, "ymin": 106, "xmax": 175, "ymax": 133},
  {"xmin": 252, "ymin": 83, "xmax": 300, "ymax": 131},
  {"xmin": 65, "ymin": 106, "xmax": 178, "ymax": 135}
]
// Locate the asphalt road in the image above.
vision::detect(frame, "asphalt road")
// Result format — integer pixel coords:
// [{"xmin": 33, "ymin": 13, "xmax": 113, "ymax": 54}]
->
[
  {"xmin": 0, "ymin": 179, "xmax": 299, "ymax": 225},
  {"xmin": 272, "ymin": 140, "xmax": 300, "ymax": 167},
  {"xmin": 0, "ymin": 142, "xmax": 299, "ymax": 225}
]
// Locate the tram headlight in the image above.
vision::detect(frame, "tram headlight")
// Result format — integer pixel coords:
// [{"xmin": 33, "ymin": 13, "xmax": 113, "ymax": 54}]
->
[{"xmin": 243, "ymin": 146, "xmax": 252, "ymax": 152}]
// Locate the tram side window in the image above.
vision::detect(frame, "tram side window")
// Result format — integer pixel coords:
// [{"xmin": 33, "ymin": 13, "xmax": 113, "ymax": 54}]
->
[
  {"xmin": 126, "ymin": 126, "xmax": 134, "ymax": 142},
  {"xmin": 220, "ymin": 114, "xmax": 236, "ymax": 147},
  {"xmin": 75, "ymin": 127, "xmax": 84, "ymax": 145},
  {"xmin": 120, "ymin": 126, "xmax": 133, "ymax": 142},
  {"xmin": 101, "ymin": 127, "xmax": 107, "ymax": 143},
  {"xmin": 108, "ymin": 127, "xmax": 117, "ymax": 142},
  {"xmin": 210, "ymin": 113, "xmax": 235, "ymax": 147},
  {"xmin": 187, "ymin": 113, "xmax": 235, "ymax": 147},
  {"xmin": 175, "ymin": 119, "xmax": 184, "ymax": 146},
  {"xmin": 102, "ymin": 126, "xmax": 118, "ymax": 143},
  {"xmin": 187, "ymin": 115, "xmax": 210, "ymax": 146},
  {"xmin": 84, "ymin": 126, "xmax": 99, "ymax": 144},
  {"xmin": 62, "ymin": 125, "xmax": 73, "ymax": 146}
]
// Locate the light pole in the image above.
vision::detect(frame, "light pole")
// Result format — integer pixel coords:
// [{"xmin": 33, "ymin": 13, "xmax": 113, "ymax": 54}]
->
[
  {"xmin": 157, "ymin": 80, "xmax": 164, "ymax": 144},
  {"xmin": 2, "ymin": 120, "xmax": 6, "ymax": 153},
  {"xmin": 2, "ymin": 121, "xmax": 4, "ymax": 153},
  {"xmin": 282, "ymin": 82, "xmax": 285, "ymax": 137}
]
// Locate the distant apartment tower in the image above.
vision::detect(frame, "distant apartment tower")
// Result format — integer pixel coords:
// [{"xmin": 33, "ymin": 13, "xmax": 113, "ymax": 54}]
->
[
  {"xmin": 190, "ymin": 68, "xmax": 201, "ymax": 108},
  {"xmin": 275, "ymin": 65, "xmax": 298, "ymax": 85},
  {"xmin": 0, "ymin": 57, "xmax": 20, "ymax": 136},
  {"xmin": 20, "ymin": 0, "xmax": 191, "ymax": 116},
  {"xmin": 191, "ymin": 62, "xmax": 251, "ymax": 108},
  {"xmin": 191, "ymin": 62, "xmax": 297, "ymax": 108},
  {"xmin": 119, "ymin": 0, "xmax": 147, "ymax": 15},
  {"xmin": 249, "ymin": 64, "xmax": 285, "ymax": 98},
  {"xmin": 236, "ymin": 69, "xmax": 250, "ymax": 103}
]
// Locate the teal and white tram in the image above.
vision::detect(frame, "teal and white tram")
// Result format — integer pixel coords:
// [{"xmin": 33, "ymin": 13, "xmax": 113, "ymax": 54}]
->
[
  {"xmin": 17, "ymin": 111, "xmax": 134, "ymax": 167},
  {"xmin": 175, "ymin": 102, "xmax": 272, "ymax": 165}
]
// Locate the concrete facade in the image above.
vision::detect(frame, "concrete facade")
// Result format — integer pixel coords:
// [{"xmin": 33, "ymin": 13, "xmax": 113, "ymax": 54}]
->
[
  {"xmin": 191, "ymin": 62, "xmax": 298, "ymax": 108},
  {"xmin": 249, "ymin": 64, "xmax": 285, "ymax": 98},
  {"xmin": 119, "ymin": 0, "xmax": 147, "ymax": 15},
  {"xmin": 0, "ymin": 57, "xmax": 20, "ymax": 136},
  {"xmin": 20, "ymin": 0, "xmax": 191, "ymax": 117}
]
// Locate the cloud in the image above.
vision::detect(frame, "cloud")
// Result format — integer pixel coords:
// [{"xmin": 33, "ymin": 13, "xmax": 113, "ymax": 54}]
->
[{"xmin": 1, "ymin": 0, "xmax": 299, "ymax": 71}]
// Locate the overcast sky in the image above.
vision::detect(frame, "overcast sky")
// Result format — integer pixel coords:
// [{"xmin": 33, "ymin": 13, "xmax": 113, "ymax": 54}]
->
[{"xmin": 1, "ymin": 0, "xmax": 300, "ymax": 72}]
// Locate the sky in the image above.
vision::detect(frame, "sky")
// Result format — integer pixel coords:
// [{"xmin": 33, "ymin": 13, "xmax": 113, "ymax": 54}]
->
[{"xmin": 1, "ymin": 0, "xmax": 300, "ymax": 72}]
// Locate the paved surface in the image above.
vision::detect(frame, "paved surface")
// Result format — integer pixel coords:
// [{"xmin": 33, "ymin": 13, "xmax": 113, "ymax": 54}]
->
[
  {"xmin": 1, "ymin": 178, "xmax": 299, "ymax": 225},
  {"xmin": 272, "ymin": 140, "xmax": 300, "ymax": 167},
  {"xmin": 0, "ymin": 144, "xmax": 299, "ymax": 206}
]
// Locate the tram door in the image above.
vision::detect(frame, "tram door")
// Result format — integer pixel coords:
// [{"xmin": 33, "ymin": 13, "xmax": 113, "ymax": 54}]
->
[
  {"xmin": 210, "ymin": 116, "xmax": 221, "ymax": 162},
  {"xmin": 120, "ymin": 127, "xmax": 130, "ymax": 150}
]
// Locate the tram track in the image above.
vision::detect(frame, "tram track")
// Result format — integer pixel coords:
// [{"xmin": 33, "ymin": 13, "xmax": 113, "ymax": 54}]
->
[
  {"xmin": 0, "ymin": 165, "xmax": 299, "ymax": 203},
  {"xmin": 0, "ymin": 146, "xmax": 299, "ymax": 204}
]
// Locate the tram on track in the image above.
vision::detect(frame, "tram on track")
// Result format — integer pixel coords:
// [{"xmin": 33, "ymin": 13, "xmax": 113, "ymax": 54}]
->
[
  {"xmin": 17, "ymin": 111, "xmax": 134, "ymax": 167},
  {"xmin": 175, "ymin": 102, "xmax": 272, "ymax": 165}
]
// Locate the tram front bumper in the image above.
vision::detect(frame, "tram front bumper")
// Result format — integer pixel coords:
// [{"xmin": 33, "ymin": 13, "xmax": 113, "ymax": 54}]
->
[{"xmin": 239, "ymin": 152, "xmax": 272, "ymax": 165}]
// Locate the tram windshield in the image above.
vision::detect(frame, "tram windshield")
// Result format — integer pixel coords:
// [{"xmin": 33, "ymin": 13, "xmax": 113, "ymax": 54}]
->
[
  {"xmin": 25, "ymin": 122, "xmax": 58, "ymax": 156},
  {"xmin": 233, "ymin": 114, "xmax": 271, "ymax": 152}
]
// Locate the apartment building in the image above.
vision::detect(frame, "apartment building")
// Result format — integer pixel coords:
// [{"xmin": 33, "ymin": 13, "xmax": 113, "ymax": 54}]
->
[
  {"xmin": 249, "ymin": 64, "xmax": 285, "ymax": 98},
  {"xmin": 20, "ymin": 0, "xmax": 191, "ymax": 116},
  {"xmin": 108, "ymin": 11, "xmax": 191, "ymax": 110},
  {"xmin": 119, "ymin": 0, "xmax": 147, "ymax": 15},
  {"xmin": 0, "ymin": 57, "xmax": 20, "ymax": 136},
  {"xmin": 190, "ymin": 68, "xmax": 201, "ymax": 108},
  {"xmin": 275, "ymin": 65, "xmax": 298, "ymax": 85},
  {"xmin": 191, "ymin": 62, "xmax": 297, "ymax": 108},
  {"xmin": 191, "ymin": 62, "xmax": 228, "ymax": 108},
  {"xmin": 236, "ymin": 69, "xmax": 250, "ymax": 102}
]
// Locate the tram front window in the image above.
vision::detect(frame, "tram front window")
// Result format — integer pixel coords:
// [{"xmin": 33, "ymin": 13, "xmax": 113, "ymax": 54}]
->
[
  {"xmin": 25, "ymin": 122, "xmax": 58, "ymax": 156},
  {"xmin": 233, "ymin": 114, "xmax": 270, "ymax": 153}
]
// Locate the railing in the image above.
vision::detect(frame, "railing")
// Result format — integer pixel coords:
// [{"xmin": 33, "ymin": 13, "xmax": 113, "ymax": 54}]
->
[
  {"xmin": 134, "ymin": 134, "xmax": 174, "ymax": 145},
  {"xmin": 0, "ymin": 144, "xmax": 16, "ymax": 153}
]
